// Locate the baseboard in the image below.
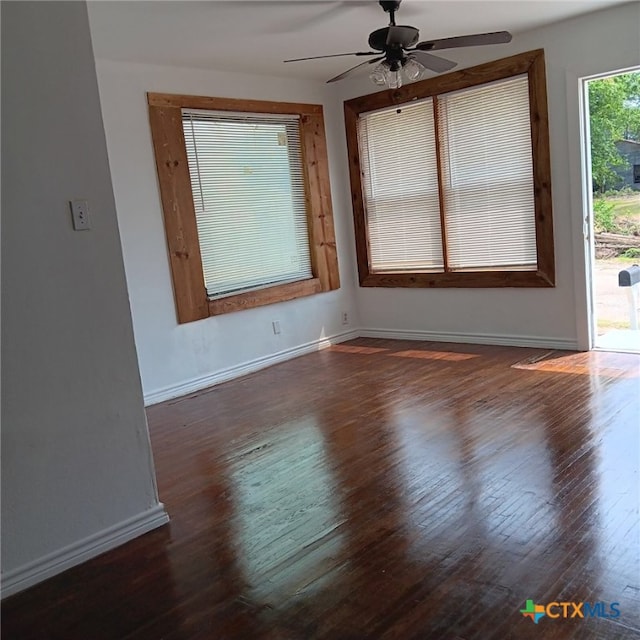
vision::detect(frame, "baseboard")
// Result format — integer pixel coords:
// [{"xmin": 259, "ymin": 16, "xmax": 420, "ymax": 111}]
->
[
  {"xmin": 144, "ymin": 327, "xmax": 578, "ymax": 405},
  {"xmin": 1, "ymin": 504, "xmax": 169, "ymax": 599},
  {"xmin": 144, "ymin": 329, "xmax": 360, "ymax": 406},
  {"xmin": 359, "ymin": 328, "xmax": 578, "ymax": 351}
]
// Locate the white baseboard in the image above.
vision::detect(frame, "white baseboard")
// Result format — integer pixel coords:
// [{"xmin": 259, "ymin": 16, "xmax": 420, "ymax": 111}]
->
[
  {"xmin": 144, "ymin": 329, "xmax": 360, "ymax": 406},
  {"xmin": 144, "ymin": 327, "xmax": 578, "ymax": 406},
  {"xmin": 1, "ymin": 504, "xmax": 169, "ymax": 599},
  {"xmin": 359, "ymin": 328, "xmax": 578, "ymax": 351}
]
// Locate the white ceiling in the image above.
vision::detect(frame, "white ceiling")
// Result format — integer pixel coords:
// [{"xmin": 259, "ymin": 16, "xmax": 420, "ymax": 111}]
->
[{"xmin": 88, "ymin": 0, "xmax": 628, "ymax": 81}]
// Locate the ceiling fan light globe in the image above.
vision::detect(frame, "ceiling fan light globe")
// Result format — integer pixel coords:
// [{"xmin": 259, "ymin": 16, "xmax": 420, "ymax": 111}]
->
[
  {"xmin": 388, "ymin": 69, "xmax": 403, "ymax": 89},
  {"xmin": 370, "ymin": 62, "xmax": 389, "ymax": 86},
  {"xmin": 403, "ymin": 57, "xmax": 424, "ymax": 81}
]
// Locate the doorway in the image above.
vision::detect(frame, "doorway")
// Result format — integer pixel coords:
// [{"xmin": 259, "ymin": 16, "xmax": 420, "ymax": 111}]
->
[{"xmin": 583, "ymin": 69, "xmax": 640, "ymax": 352}]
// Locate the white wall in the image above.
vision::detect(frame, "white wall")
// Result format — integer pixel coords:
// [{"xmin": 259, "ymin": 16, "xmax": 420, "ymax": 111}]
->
[
  {"xmin": 93, "ymin": 59, "xmax": 360, "ymax": 404},
  {"xmin": 1, "ymin": 2, "xmax": 167, "ymax": 596},
  {"xmin": 333, "ymin": 1, "xmax": 640, "ymax": 350}
]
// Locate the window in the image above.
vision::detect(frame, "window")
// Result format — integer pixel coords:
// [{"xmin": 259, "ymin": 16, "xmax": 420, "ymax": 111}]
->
[
  {"xmin": 634, "ymin": 164, "xmax": 640, "ymax": 184},
  {"xmin": 344, "ymin": 49, "xmax": 555, "ymax": 288},
  {"xmin": 148, "ymin": 94, "xmax": 339, "ymax": 323}
]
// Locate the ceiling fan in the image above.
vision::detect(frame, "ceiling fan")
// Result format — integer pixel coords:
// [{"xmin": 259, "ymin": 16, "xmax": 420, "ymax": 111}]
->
[{"xmin": 284, "ymin": 0, "xmax": 512, "ymax": 88}]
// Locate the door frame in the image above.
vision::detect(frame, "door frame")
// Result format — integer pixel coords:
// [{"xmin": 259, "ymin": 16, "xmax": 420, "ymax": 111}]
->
[{"xmin": 573, "ymin": 66, "xmax": 640, "ymax": 351}]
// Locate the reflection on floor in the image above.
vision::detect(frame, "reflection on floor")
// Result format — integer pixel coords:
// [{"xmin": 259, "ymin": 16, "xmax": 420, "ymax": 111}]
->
[{"xmin": 2, "ymin": 339, "xmax": 639, "ymax": 640}]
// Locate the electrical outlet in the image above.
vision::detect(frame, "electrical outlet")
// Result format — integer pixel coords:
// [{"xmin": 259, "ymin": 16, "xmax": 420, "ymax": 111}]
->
[
  {"xmin": 342, "ymin": 312, "xmax": 349, "ymax": 325},
  {"xmin": 70, "ymin": 199, "xmax": 91, "ymax": 230},
  {"xmin": 272, "ymin": 320, "xmax": 281, "ymax": 335}
]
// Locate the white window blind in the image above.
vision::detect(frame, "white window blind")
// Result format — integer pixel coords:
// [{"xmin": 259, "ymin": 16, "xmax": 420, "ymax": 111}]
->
[
  {"xmin": 356, "ymin": 75, "xmax": 537, "ymax": 273},
  {"xmin": 438, "ymin": 75, "xmax": 536, "ymax": 271},
  {"xmin": 357, "ymin": 99, "xmax": 444, "ymax": 272},
  {"xmin": 182, "ymin": 109, "xmax": 312, "ymax": 298}
]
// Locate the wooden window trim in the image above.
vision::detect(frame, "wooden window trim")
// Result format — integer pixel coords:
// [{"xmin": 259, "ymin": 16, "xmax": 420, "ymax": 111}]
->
[
  {"xmin": 148, "ymin": 93, "xmax": 339, "ymax": 323},
  {"xmin": 344, "ymin": 49, "xmax": 555, "ymax": 289}
]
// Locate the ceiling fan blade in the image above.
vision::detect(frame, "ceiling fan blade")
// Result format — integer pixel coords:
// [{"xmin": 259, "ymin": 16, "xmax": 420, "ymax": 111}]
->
[
  {"xmin": 408, "ymin": 51, "xmax": 457, "ymax": 73},
  {"xmin": 327, "ymin": 56, "xmax": 385, "ymax": 84},
  {"xmin": 284, "ymin": 51, "xmax": 378, "ymax": 63},
  {"xmin": 417, "ymin": 31, "xmax": 512, "ymax": 51}
]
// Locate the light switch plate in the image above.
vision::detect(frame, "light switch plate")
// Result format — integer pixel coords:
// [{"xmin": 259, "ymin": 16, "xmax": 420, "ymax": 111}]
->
[{"xmin": 70, "ymin": 199, "xmax": 91, "ymax": 230}]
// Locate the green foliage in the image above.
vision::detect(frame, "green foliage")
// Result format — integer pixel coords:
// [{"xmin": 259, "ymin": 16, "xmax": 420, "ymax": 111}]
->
[
  {"xmin": 589, "ymin": 72, "xmax": 640, "ymax": 193},
  {"xmin": 621, "ymin": 247, "xmax": 640, "ymax": 259},
  {"xmin": 593, "ymin": 198, "xmax": 616, "ymax": 232},
  {"xmin": 602, "ymin": 186, "xmax": 637, "ymax": 197}
]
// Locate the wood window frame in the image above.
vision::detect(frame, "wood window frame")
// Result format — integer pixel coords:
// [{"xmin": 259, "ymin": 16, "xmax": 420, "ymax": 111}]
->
[
  {"xmin": 148, "ymin": 93, "xmax": 340, "ymax": 324},
  {"xmin": 344, "ymin": 49, "xmax": 555, "ymax": 289}
]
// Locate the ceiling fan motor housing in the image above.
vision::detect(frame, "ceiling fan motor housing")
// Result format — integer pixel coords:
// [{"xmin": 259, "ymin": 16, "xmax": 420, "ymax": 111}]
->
[{"xmin": 368, "ymin": 26, "xmax": 419, "ymax": 52}]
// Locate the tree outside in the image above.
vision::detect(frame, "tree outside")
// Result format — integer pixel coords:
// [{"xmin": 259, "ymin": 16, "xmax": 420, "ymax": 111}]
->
[{"xmin": 589, "ymin": 72, "xmax": 640, "ymax": 194}]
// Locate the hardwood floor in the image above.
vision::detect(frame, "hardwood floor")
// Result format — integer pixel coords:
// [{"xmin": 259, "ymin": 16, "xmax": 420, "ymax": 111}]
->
[{"xmin": 3, "ymin": 339, "xmax": 639, "ymax": 639}]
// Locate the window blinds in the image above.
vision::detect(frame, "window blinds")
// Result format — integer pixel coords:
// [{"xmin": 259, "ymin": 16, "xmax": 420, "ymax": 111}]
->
[
  {"xmin": 182, "ymin": 110, "xmax": 312, "ymax": 298},
  {"xmin": 356, "ymin": 74, "xmax": 536, "ymax": 273},
  {"xmin": 358, "ymin": 99, "xmax": 444, "ymax": 272},
  {"xmin": 438, "ymin": 75, "xmax": 536, "ymax": 270}
]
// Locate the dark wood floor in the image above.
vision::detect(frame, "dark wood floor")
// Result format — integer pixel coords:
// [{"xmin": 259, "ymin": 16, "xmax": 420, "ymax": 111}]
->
[{"xmin": 3, "ymin": 339, "xmax": 640, "ymax": 639}]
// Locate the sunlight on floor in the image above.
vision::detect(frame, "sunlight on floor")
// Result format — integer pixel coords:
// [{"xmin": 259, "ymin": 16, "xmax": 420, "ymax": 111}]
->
[{"xmin": 596, "ymin": 329, "xmax": 640, "ymax": 353}]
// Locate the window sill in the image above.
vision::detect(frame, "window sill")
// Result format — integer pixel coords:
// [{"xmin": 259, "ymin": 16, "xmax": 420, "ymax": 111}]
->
[
  {"xmin": 360, "ymin": 270, "xmax": 555, "ymax": 288},
  {"xmin": 208, "ymin": 278, "xmax": 322, "ymax": 316}
]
